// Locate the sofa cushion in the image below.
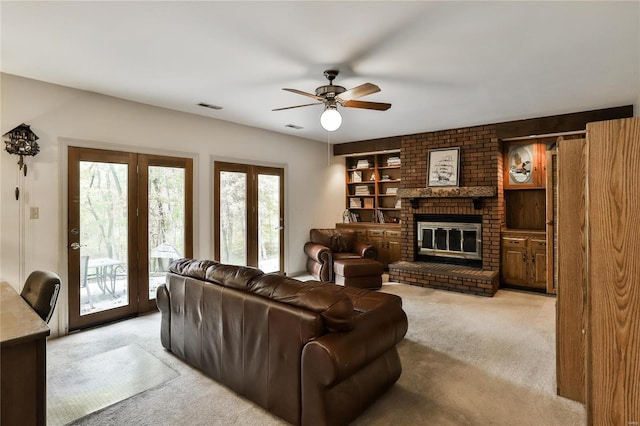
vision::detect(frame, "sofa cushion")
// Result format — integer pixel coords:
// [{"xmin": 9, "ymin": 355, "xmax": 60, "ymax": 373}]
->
[
  {"xmin": 205, "ymin": 263, "xmax": 264, "ymax": 290},
  {"xmin": 169, "ymin": 259, "xmax": 263, "ymax": 290},
  {"xmin": 249, "ymin": 274, "xmax": 355, "ymax": 332},
  {"xmin": 169, "ymin": 258, "xmax": 220, "ymax": 280}
]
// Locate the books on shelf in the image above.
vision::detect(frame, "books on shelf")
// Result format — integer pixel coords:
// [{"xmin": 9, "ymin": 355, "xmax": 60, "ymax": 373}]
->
[
  {"xmin": 386, "ymin": 156, "xmax": 401, "ymax": 166},
  {"xmin": 395, "ymin": 199, "xmax": 401, "ymax": 209},
  {"xmin": 354, "ymin": 185, "xmax": 370, "ymax": 196},
  {"xmin": 386, "ymin": 187, "xmax": 398, "ymax": 195},
  {"xmin": 350, "ymin": 197, "xmax": 362, "ymax": 208},
  {"xmin": 356, "ymin": 159, "xmax": 371, "ymax": 169},
  {"xmin": 351, "ymin": 170, "xmax": 363, "ymax": 183},
  {"xmin": 363, "ymin": 198, "xmax": 374, "ymax": 208}
]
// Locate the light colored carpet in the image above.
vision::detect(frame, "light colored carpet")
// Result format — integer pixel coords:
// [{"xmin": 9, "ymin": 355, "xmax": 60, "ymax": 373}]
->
[{"xmin": 46, "ymin": 282, "xmax": 586, "ymax": 425}]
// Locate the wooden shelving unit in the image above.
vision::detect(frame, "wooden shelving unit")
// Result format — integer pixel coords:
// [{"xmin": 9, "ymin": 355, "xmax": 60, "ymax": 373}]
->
[{"xmin": 345, "ymin": 152, "xmax": 401, "ymax": 223}]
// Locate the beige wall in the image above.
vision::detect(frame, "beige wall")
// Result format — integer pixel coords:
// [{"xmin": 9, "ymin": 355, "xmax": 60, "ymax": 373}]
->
[{"xmin": 0, "ymin": 73, "xmax": 345, "ymax": 336}]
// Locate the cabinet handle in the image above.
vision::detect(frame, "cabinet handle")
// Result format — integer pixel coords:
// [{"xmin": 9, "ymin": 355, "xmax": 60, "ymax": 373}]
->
[
  {"xmin": 522, "ymin": 253, "xmax": 526, "ymax": 262},
  {"xmin": 531, "ymin": 254, "xmax": 535, "ymax": 263}
]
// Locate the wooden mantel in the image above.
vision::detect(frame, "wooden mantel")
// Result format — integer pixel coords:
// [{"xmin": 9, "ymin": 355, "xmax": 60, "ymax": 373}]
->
[
  {"xmin": 397, "ymin": 186, "xmax": 496, "ymax": 209},
  {"xmin": 397, "ymin": 186, "xmax": 497, "ymax": 199}
]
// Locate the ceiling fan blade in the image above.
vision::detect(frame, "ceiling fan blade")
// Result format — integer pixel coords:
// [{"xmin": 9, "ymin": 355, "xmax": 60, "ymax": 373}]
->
[
  {"xmin": 341, "ymin": 100, "xmax": 391, "ymax": 111},
  {"xmin": 283, "ymin": 88, "xmax": 324, "ymax": 101},
  {"xmin": 336, "ymin": 83, "xmax": 380, "ymax": 102},
  {"xmin": 272, "ymin": 102, "xmax": 322, "ymax": 111}
]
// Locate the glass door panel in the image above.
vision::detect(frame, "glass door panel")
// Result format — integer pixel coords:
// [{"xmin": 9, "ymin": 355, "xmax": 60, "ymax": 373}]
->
[
  {"xmin": 79, "ymin": 161, "xmax": 130, "ymax": 315},
  {"xmin": 258, "ymin": 173, "xmax": 282, "ymax": 272},
  {"xmin": 68, "ymin": 147, "xmax": 138, "ymax": 330},
  {"xmin": 147, "ymin": 166, "xmax": 186, "ymax": 300},
  {"xmin": 219, "ymin": 170, "xmax": 248, "ymax": 266}
]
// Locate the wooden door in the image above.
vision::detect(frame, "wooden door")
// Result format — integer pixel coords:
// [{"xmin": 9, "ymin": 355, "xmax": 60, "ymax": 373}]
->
[
  {"xmin": 68, "ymin": 147, "xmax": 193, "ymax": 330},
  {"xmin": 556, "ymin": 137, "xmax": 586, "ymax": 403},
  {"xmin": 586, "ymin": 117, "xmax": 640, "ymax": 425},
  {"xmin": 68, "ymin": 148, "xmax": 138, "ymax": 329},
  {"xmin": 214, "ymin": 161, "xmax": 285, "ymax": 273}
]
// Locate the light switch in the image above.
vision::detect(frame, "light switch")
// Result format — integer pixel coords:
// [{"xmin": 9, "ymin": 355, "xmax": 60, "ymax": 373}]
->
[{"xmin": 30, "ymin": 207, "xmax": 39, "ymax": 219}]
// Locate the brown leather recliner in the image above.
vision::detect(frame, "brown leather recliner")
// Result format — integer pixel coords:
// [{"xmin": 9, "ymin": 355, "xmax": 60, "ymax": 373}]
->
[{"xmin": 304, "ymin": 228, "xmax": 376, "ymax": 282}]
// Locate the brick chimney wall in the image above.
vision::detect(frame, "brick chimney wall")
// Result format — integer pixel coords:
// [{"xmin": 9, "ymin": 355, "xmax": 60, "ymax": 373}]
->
[{"xmin": 391, "ymin": 124, "xmax": 504, "ymax": 295}]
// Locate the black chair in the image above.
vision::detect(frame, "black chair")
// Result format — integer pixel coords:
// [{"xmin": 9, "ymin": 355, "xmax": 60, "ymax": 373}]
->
[{"xmin": 21, "ymin": 270, "xmax": 61, "ymax": 323}]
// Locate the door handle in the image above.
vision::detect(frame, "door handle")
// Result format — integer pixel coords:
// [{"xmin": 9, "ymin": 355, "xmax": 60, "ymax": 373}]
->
[{"xmin": 70, "ymin": 242, "xmax": 86, "ymax": 250}]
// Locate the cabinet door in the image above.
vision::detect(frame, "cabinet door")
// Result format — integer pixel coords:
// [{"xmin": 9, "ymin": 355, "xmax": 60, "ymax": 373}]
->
[
  {"xmin": 501, "ymin": 238, "xmax": 528, "ymax": 285},
  {"xmin": 353, "ymin": 228, "xmax": 368, "ymax": 242},
  {"xmin": 386, "ymin": 230, "xmax": 402, "ymax": 264},
  {"xmin": 504, "ymin": 141, "xmax": 546, "ymax": 189},
  {"xmin": 530, "ymin": 239, "xmax": 547, "ymax": 288},
  {"xmin": 368, "ymin": 229, "xmax": 388, "ymax": 266}
]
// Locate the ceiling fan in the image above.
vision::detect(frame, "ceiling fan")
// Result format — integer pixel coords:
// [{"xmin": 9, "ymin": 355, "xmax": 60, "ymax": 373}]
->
[{"xmin": 273, "ymin": 70, "xmax": 391, "ymax": 131}]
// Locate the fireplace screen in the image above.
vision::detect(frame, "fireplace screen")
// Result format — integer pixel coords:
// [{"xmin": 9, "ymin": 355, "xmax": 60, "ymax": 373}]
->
[{"xmin": 417, "ymin": 220, "xmax": 482, "ymax": 261}]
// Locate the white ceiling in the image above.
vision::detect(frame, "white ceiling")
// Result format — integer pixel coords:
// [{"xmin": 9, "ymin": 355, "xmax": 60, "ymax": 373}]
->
[{"xmin": 2, "ymin": 1, "xmax": 639, "ymax": 144}]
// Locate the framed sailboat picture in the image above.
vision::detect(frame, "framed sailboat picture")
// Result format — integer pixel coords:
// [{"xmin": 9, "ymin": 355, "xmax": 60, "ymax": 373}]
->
[{"xmin": 427, "ymin": 147, "xmax": 460, "ymax": 187}]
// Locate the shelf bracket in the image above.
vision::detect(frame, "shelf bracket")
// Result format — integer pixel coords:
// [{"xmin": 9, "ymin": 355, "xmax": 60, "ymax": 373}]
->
[
  {"xmin": 472, "ymin": 197, "xmax": 483, "ymax": 210},
  {"xmin": 410, "ymin": 198, "xmax": 420, "ymax": 209}
]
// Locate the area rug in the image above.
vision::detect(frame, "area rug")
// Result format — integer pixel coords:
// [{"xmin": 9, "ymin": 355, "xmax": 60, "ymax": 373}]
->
[{"xmin": 47, "ymin": 343, "xmax": 179, "ymax": 426}]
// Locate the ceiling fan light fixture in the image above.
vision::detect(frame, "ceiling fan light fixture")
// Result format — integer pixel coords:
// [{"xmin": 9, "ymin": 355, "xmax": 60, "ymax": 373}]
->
[{"xmin": 320, "ymin": 106, "xmax": 342, "ymax": 132}]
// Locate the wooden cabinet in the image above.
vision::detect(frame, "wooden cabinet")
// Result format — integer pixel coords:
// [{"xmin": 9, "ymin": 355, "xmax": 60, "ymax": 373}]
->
[
  {"xmin": 345, "ymin": 152, "xmax": 401, "ymax": 223},
  {"xmin": 386, "ymin": 229, "xmax": 401, "ymax": 266},
  {"xmin": 503, "ymin": 141, "xmax": 546, "ymax": 189},
  {"xmin": 1, "ymin": 282, "xmax": 50, "ymax": 426},
  {"xmin": 501, "ymin": 236, "xmax": 528, "ymax": 285},
  {"xmin": 336, "ymin": 223, "xmax": 401, "ymax": 269},
  {"xmin": 500, "ymin": 230, "xmax": 546, "ymax": 290},
  {"xmin": 502, "ymin": 137, "xmax": 554, "ymax": 294}
]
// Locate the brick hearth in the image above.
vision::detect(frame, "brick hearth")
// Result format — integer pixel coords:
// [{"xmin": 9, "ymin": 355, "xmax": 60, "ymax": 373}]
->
[{"xmin": 388, "ymin": 124, "xmax": 503, "ymax": 296}]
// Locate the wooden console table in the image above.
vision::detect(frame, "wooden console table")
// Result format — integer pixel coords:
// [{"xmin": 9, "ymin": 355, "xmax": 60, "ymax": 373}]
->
[{"xmin": 1, "ymin": 281, "xmax": 50, "ymax": 426}]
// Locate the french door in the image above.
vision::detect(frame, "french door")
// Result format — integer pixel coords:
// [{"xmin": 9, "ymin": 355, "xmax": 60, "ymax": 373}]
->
[
  {"xmin": 68, "ymin": 147, "xmax": 192, "ymax": 330},
  {"xmin": 214, "ymin": 162, "xmax": 284, "ymax": 273}
]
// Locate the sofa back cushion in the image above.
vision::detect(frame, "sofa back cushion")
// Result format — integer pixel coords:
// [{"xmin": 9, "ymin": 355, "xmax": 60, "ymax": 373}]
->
[
  {"xmin": 249, "ymin": 274, "xmax": 355, "ymax": 332},
  {"xmin": 169, "ymin": 259, "xmax": 355, "ymax": 332},
  {"xmin": 169, "ymin": 258, "xmax": 263, "ymax": 290},
  {"xmin": 310, "ymin": 228, "xmax": 357, "ymax": 253}
]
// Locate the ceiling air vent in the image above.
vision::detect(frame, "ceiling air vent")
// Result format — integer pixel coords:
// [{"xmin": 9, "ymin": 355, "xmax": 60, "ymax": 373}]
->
[
  {"xmin": 197, "ymin": 102, "xmax": 223, "ymax": 110},
  {"xmin": 285, "ymin": 124, "xmax": 303, "ymax": 130}
]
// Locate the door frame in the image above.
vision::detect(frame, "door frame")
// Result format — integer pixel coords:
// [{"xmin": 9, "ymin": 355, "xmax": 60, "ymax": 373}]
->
[
  {"xmin": 213, "ymin": 160, "xmax": 285, "ymax": 272},
  {"xmin": 67, "ymin": 146, "xmax": 194, "ymax": 330}
]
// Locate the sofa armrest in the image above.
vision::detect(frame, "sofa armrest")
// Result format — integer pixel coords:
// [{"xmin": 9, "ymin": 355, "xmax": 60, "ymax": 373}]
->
[
  {"xmin": 156, "ymin": 283, "xmax": 171, "ymax": 350},
  {"xmin": 304, "ymin": 242, "xmax": 332, "ymax": 263},
  {"xmin": 353, "ymin": 240, "xmax": 376, "ymax": 259},
  {"xmin": 302, "ymin": 305, "xmax": 407, "ymax": 386}
]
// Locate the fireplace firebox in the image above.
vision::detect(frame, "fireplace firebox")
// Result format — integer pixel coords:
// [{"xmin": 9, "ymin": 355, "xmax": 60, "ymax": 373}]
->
[{"xmin": 415, "ymin": 214, "xmax": 482, "ymax": 267}]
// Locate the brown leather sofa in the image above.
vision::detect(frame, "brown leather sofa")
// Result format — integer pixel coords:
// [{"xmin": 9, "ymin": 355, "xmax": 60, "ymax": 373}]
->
[
  {"xmin": 156, "ymin": 258, "xmax": 407, "ymax": 426},
  {"xmin": 304, "ymin": 228, "xmax": 376, "ymax": 282}
]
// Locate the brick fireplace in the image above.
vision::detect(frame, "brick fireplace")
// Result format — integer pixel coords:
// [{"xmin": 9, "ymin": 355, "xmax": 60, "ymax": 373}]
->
[{"xmin": 388, "ymin": 124, "xmax": 503, "ymax": 296}]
